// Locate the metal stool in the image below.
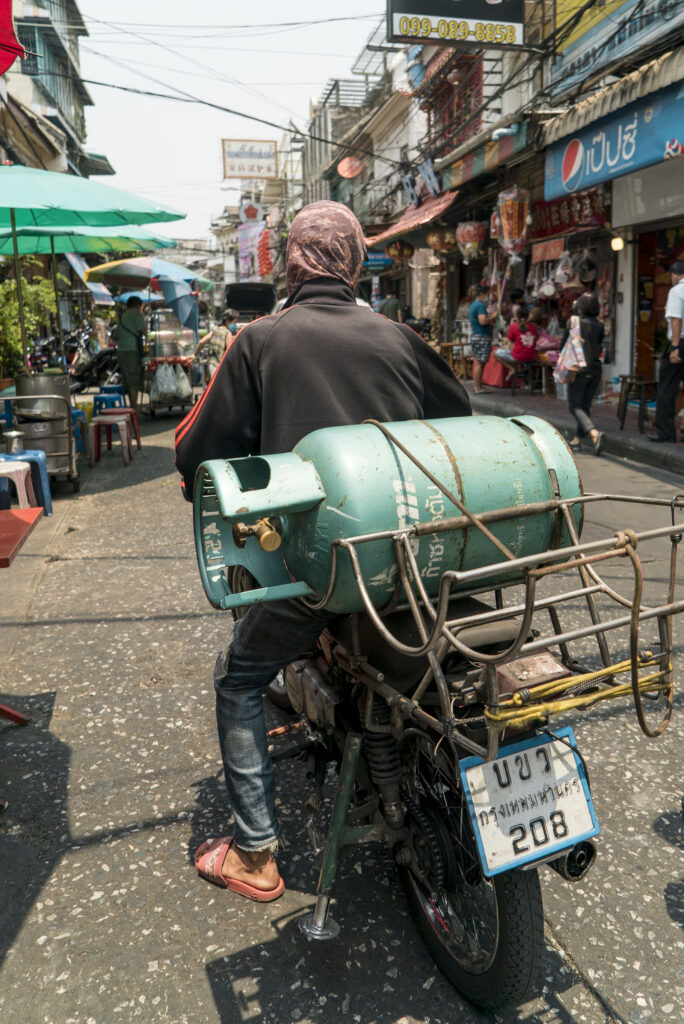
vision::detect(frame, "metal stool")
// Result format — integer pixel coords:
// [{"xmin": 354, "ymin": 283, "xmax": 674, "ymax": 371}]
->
[
  {"xmin": 0, "ymin": 460, "xmax": 38, "ymax": 509},
  {"xmin": 93, "ymin": 392, "xmax": 125, "ymax": 416},
  {"xmin": 88, "ymin": 415, "xmax": 133, "ymax": 467},
  {"xmin": 0, "ymin": 450, "xmax": 52, "ymax": 515},
  {"xmin": 617, "ymin": 375, "xmax": 657, "ymax": 433}
]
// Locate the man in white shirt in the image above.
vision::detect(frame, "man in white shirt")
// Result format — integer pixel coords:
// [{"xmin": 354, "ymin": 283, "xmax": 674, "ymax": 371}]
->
[{"xmin": 650, "ymin": 260, "xmax": 684, "ymax": 443}]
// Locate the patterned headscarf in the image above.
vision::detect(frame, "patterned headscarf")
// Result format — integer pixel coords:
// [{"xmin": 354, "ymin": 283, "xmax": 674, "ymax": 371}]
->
[{"xmin": 286, "ymin": 201, "xmax": 366, "ymax": 294}]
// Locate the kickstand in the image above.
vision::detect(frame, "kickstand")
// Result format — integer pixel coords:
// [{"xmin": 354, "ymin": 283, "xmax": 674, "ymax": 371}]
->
[{"xmin": 299, "ymin": 732, "xmax": 362, "ymax": 941}]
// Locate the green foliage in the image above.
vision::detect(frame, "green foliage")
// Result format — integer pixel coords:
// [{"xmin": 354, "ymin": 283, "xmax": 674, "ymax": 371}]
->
[{"xmin": 0, "ymin": 263, "xmax": 57, "ymax": 378}]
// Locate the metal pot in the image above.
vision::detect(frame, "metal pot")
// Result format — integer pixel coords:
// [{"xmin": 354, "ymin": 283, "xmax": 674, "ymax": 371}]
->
[
  {"xmin": 3, "ymin": 430, "xmax": 24, "ymax": 454},
  {"xmin": 14, "ymin": 372, "xmax": 70, "ymax": 428}
]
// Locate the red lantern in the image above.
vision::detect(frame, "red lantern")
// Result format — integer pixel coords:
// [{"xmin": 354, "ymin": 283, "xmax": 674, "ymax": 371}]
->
[
  {"xmin": 455, "ymin": 222, "xmax": 488, "ymax": 264},
  {"xmin": 385, "ymin": 240, "xmax": 414, "ymax": 260},
  {"xmin": 425, "ymin": 227, "xmax": 458, "ymax": 254}
]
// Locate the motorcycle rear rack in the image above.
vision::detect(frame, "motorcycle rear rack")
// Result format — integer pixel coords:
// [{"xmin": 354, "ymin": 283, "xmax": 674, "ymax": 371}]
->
[{"xmin": 308, "ymin": 489, "xmax": 683, "ymax": 762}]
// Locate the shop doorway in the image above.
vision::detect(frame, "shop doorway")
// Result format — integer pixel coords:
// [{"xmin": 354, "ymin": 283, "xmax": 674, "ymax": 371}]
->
[{"xmin": 635, "ymin": 225, "xmax": 684, "ymax": 376}]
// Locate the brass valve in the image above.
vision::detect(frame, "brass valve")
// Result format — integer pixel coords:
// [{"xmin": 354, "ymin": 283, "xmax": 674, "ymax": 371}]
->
[{"xmin": 232, "ymin": 517, "xmax": 282, "ymax": 552}]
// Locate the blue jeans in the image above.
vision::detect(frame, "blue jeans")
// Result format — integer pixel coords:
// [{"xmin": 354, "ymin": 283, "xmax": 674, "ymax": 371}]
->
[{"xmin": 213, "ymin": 599, "xmax": 336, "ymax": 851}]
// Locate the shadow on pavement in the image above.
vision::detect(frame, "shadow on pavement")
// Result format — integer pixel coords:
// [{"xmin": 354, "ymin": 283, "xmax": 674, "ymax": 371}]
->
[
  {"xmin": 0, "ymin": 692, "xmax": 68, "ymax": 973},
  {"xmin": 652, "ymin": 809, "xmax": 684, "ymax": 929}
]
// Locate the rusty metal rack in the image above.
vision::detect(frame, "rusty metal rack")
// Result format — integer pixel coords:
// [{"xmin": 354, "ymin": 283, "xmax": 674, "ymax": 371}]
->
[{"xmin": 309, "ymin": 491, "xmax": 683, "ymax": 763}]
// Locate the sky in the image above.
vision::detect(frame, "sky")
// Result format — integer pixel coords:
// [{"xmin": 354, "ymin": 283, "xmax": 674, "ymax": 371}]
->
[{"xmin": 76, "ymin": 2, "xmax": 386, "ymax": 241}]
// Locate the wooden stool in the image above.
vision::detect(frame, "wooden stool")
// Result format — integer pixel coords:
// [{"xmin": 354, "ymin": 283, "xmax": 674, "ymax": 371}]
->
[
  {"xmin": 617, "ymin": 376, "xmax": 657, "ymax": 433},
  {"xmin": 97, "ymin": 406, "xmax": 142, "ymax": 450},
  {"xmin": 88, "ymin": 415, "xmax": 133, "ymax": 468},
  {"xmin": 0, "ymin": 460, "xmax": 37, "ymax": 509}
]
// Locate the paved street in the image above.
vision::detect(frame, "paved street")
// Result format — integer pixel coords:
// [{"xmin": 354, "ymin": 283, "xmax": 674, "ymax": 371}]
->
[{"xmin": 1, "ymin": 411, "xmax": 683, "ymax": 1024}]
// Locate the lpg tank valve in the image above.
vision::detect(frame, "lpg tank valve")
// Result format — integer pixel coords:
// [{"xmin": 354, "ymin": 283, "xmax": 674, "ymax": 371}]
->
[{"xmin": 232, "ymin": 517, "xmax": 282, "ymax": 552}]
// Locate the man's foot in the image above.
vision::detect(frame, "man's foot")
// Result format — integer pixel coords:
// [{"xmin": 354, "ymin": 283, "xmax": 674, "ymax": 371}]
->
[
  {"xmin": 195, "ymin": 836, "xmax": 284, "ymax": 901},
  {"xmin": 592, "ymin": 431, "xmax": 604, "ymax": 456},
  {"xmin": 222, "ymin": 841, "xmax": 281, "ymax": 892},
  {"xmin": 648, "ymin": 434, "xmax": 675, "ymax": 443}
]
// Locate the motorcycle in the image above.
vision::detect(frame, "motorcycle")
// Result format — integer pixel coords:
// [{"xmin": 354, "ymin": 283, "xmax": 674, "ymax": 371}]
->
[
  {"xmin": 28, "ymin": 333, "xmax": 63, "ymax": 372},
  {"xmin": 193, "ymin": 415, "xmax": 681, "ymax": 1009},
  {"xmin": 67, "ymin": 328, "xmax": 120, "ymax": 393}
]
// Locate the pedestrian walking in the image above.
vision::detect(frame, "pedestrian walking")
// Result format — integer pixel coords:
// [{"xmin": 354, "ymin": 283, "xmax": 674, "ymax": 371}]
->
[
  {"xmin": 378, "ymin": 287, "xmax": 403, "ymax": 322},
  {"xmin": 469, "ymin": 283, "xmax": 497, "ymax": 394},
  {"xmin": 193, "ymin": 310, "xmax": 232, "ymax": 385},
  {"xmin": 175, "ymin": 200, "xmax": 470, "ymax": 903},
  {"xmin": 649, "ymin": 259, "xmax": 684, "ymax": 444},
  {"xmin": 566, "ymin": 292, "xmax": 604, "ymax": 455}
]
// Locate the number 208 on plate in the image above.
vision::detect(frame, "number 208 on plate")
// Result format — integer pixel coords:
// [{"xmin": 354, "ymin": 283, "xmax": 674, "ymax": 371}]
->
[{"xmin": 459, "ymin": 727, "xmax": 599, "ymax": 876}]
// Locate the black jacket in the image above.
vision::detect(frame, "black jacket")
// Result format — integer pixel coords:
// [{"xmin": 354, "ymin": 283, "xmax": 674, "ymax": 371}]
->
[{"xmin": 175, "ymin": 277, "xmax": 471, "ymax": 499}]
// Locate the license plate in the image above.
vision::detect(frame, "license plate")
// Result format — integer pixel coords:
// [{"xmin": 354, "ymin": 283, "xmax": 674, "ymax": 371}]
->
[{"xmin": 459, "ymin": 727, "xmax": 599, "ymax": 877}]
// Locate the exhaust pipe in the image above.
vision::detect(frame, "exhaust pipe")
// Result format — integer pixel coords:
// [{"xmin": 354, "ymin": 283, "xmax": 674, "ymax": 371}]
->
[{"xmin": 549, "ymin": 841, "xmax": 597, "ymax": 882}]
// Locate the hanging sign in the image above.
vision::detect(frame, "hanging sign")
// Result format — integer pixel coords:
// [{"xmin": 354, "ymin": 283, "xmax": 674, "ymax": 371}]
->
[
  {"xmin": 531, "ymin": 189, "xmax": 608, "ymax": 240},
  {"xmin": 387, "ymin": 1, "xmax": 524, "ymax": 48},
  {"xmin": 222, "ymin": 140, "xmax": 278, "ymax": 180},
  {"xmin": 544, "ymin": 82, "xmax": 684, "ymax": 200},
  {"xmin": 240, "ymin": 199, "xmax": 263, "ymax": 223}
]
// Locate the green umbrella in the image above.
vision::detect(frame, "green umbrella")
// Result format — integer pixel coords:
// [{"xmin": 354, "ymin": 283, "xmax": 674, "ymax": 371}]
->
[
  {"xmin": 0, "ymin": 223, "xmax": 179, "ymax": 256},
  {"xmin": 0, "ymin": 225, "xmax": 179, "ymax": 364},
  {"xmin": 0, "ymin": 165, "xmax": 185, "ymax": 369}
]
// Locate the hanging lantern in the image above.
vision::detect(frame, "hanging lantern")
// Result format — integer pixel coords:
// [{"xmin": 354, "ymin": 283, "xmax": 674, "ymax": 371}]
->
[
  {"xmin": 497, "ymin": 186, "xmax": 530, "ymax": 264},
  {"xmin": 455, "ymin": 221, "xmax": 488, "ymax": 265},
  {"xmin": 425, "ymin": 227, "xmax": 458, "ymax": 254},
  {"xmin": 490, "ymin": 208, "xmax": 501, "ymax": 240},
  {"xmin": 385, "ymin": 239, "xmax": 414, "ymax": 261}
]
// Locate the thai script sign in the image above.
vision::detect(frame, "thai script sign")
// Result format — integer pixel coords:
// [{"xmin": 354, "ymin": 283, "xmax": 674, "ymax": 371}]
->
[
  {"xmin": 544, "ymin": 82, "xmax": 684, "ymax": 200},
  {"xmin": 387, "ymin": 0, "xmax": 524, "ymax": 48},
  {"xmin": 222, "ymin": 140, "xmax": 278, "ymax": 180},
  {"xmin": 549, "ymin": 0, "xmax": 684, "ymax": 98}
]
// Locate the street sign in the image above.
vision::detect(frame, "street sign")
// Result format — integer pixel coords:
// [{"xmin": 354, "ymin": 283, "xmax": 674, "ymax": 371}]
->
[
  {"xmin": 387, "ymin": 0, "xmax": 524, "ymax": 48},
  {"xmin": 222, "ymin": 140, "xmax": 278, "ymax": 181}
]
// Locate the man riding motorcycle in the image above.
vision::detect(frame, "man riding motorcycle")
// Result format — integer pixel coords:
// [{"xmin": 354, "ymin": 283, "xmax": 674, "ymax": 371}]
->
[{"xmin": 175, "ymin": 200, "xmax": 471, "ymax": 901}]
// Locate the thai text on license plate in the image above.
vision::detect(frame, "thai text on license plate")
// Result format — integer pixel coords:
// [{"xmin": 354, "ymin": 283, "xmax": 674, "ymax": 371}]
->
[{"xmin": 459, "ymin": 727, "xmax": 599, "ymax": 877}]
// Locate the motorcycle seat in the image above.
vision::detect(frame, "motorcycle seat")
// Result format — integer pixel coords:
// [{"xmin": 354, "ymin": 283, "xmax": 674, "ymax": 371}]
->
[{"xmin": 327, "ymin": 596, "xmax": 524, "ymax": 693}]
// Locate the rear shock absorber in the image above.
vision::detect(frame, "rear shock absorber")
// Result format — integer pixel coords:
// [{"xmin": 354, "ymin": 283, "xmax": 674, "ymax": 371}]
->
[{"xmin": 360, "ymin": 693, "xmax": 404, "ymax": 829}]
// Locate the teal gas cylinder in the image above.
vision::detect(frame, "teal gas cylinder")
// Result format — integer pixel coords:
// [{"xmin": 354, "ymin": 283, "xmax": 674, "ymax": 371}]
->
[{"xmin": 193, "ymin": 415, "xmax": 583, "ymax": 614}]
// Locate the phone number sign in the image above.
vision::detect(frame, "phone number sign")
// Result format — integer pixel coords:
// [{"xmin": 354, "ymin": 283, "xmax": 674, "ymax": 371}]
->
[{"xmin": 387, "ymin": 0, "xmax": 524, "ymax": 47}]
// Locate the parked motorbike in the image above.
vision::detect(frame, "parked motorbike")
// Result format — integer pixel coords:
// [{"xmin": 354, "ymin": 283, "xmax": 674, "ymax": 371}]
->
[
  {"xmin": 28, "ymin": 333, "xmax": 63, "ymax": 372},
  {"xmin": 404, "ymin": 315, "xmax": 431, "ymax": 340},
  {"xmin": 193, "ymin": 415, "xmax": 681, "ymax": 1009},
  {"xmin": 67, "ymin": 328, "xmax": 120, "ymax": 393}
]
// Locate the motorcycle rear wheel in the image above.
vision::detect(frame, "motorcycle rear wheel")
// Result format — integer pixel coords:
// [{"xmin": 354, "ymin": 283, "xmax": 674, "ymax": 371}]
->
[{"xmin": 399, "ymin": 737, "xmax": 543, "ymax": 1009}]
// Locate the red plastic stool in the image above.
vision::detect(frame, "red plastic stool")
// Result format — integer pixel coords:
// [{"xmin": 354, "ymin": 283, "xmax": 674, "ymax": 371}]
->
[
  {"xmin": 88, "ymin": 415, "xmax": 133, "ymax": 468},
  {"xmin": 97, "ymin": 406, "xmax": 142, "ymax": 450}
]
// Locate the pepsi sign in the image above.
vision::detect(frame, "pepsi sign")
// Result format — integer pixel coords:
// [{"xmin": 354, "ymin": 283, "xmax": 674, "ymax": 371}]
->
[{"xmin": 545, "ymin": 81, "xmax": 684, "ymax": 200}]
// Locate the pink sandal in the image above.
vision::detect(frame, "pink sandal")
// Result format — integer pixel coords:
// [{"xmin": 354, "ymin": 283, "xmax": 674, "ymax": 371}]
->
[{"xmin": 194, "ymin": 836, "xmax": 285, "ymax": 902}]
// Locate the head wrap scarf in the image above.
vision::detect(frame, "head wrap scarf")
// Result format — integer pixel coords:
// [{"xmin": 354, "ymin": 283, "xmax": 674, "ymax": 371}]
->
[{"xmin": 286, "ymin": 200, "xmax": 366, "ymax": 294}]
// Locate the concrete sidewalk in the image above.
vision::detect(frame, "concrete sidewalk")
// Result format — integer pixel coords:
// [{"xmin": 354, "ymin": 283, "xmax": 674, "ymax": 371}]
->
[
  {"xmin": 467, "ymin": 382, "xmax": 684, "ymax": 477},
  {"xmin": 1, "ymin": 410, "xmax": 679, "ymax": 1024}
]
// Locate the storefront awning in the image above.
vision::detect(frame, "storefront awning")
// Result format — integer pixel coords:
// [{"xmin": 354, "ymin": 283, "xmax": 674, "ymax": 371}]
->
[
  {"xmin": 366, "ymin": 191, "xmax": 459, "ymax": 248},
  {"xmin": 544, "ymin": 47, "xmax": 684, "ymax": 145}
]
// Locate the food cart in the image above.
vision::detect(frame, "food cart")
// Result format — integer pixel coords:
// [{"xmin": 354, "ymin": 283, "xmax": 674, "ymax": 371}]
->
[{"xmin": 143, "ymin": 308, "xmax": 195, "ymax": 417}]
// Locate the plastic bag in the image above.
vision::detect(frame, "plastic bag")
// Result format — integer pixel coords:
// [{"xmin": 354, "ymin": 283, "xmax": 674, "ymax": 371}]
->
[
  {"xmin": 175, "ymin": 364, "xmax": 192, "ymax": 400},
  {"xmin": 554, "ymin": 252, "xmax": 574, "ymax": 284},
  {"xmin": 553, "ymin": 316, "xmax": 586, "ymax": 384},
  {"xmin": 150, "ymin": 363, "xmax": 177, "ymax": 403}
]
